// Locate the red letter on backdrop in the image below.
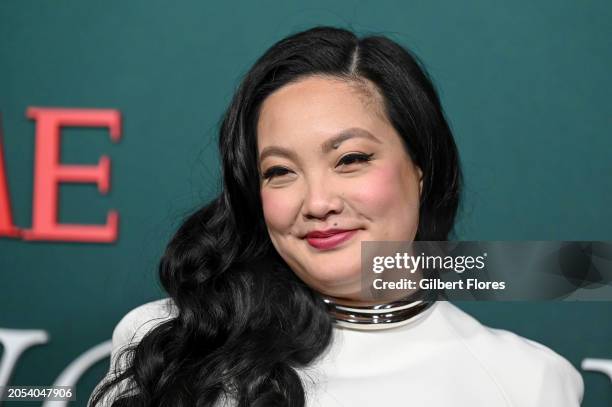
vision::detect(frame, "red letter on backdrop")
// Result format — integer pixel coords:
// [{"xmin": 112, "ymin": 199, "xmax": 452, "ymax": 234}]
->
[
  {"xmin": 0, "ymin": 113, "xmax": 21, "ymax": 237},
  {"xmin": 22, "ymin": 108, "xmax": 121, "ymax": 243}
]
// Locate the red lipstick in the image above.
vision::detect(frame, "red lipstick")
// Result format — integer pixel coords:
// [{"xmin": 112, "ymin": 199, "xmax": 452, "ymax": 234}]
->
[{"xmin": 305, "ymin": 229, "xmax": 358, "ymax": 250}]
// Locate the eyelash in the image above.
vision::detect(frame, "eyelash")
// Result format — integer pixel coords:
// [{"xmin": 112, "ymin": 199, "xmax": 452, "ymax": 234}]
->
[
  {"xmin": 262, "ymin": 153, "xmax": 374, "ymax": 181},
  {"xmin": 338, "ymin": 152, "xmax": 374, "ymax": 166}
]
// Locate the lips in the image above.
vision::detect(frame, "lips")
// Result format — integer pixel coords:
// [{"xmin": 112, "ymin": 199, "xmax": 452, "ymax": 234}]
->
[{"xmin": 305, "ymin": 229, "xmax": 358, "ymax": 250}]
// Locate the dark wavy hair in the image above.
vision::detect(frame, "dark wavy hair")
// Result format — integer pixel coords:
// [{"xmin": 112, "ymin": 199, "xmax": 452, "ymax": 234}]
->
[{"xmin": 89, "ymin": 26, "xmax": 461, "ymax": 407}]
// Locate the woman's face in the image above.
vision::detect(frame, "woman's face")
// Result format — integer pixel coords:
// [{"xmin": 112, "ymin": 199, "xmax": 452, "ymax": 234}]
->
[{"xmin": 257, "ymin": 75, "xmax": 422, "ymax": 301}]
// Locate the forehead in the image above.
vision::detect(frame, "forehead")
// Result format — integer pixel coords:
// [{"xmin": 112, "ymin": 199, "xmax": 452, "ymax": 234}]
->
[{"xmin": 256, "ymin": 76, "xmax": 391, "ymax": 150}]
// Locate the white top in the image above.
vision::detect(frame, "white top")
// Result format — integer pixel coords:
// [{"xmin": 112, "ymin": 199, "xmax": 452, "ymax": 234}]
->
[{"xmin": 94, "ymin": 298, "xmax": 584, "ymax": 407}]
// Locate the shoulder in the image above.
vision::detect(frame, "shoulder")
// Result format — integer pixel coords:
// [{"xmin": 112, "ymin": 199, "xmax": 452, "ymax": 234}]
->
[
  {"xmin": 111, "ymin": 297, "xmax": 178, "ymax": 357},
  {"xmin": 436, "ymin": 301, "xmax": 584, "ymax": 407},
  {"xmin": 90, "ymin": 298, "xmax": 178, "ymax": 406}
]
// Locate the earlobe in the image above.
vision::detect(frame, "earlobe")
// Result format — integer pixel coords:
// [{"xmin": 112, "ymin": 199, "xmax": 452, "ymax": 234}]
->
[{"xmin": 417, "ymin": 167, "xmax": 423, "ymax": 197}]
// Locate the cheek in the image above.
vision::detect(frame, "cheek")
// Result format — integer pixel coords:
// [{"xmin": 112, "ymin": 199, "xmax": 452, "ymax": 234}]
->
[
  {"xmin": 260, "ymin": 188, "xmax": 299, "ymax": 232},
  {"xmin": 352, "ymin": 166, "xmax": 414, "ymax": 211},
  {"xmin": 351, "ymin": 164, "xmax": 420, "ymax": 235}
]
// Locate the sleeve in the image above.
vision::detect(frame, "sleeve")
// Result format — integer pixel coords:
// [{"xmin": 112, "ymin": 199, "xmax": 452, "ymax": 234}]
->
[
  {"xmin": 87, "ymin": 321, "xmax": 135, "ymax": 407},
  {"xmin": 88, "ymin": 298, "xmax": 177, "ymax": 407},
  {"xmin": 530, "ymin": 341, "xmax": 585, "ymax": 407}
]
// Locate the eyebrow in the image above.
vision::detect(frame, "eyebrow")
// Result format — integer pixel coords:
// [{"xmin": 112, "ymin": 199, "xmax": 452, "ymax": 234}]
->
[{"xmin": 258, "ymin": 127, "xmax": 382, "ymax": 163}]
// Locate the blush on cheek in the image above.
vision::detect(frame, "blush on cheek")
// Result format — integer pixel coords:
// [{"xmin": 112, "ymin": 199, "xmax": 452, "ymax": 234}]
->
[
  {"xmin": 351, "ymin": 166, "xmax": 408, "ymax": 212},
  {"xmin": 261, "ymin": 189, "xmax": 297, "ymax": 230}
]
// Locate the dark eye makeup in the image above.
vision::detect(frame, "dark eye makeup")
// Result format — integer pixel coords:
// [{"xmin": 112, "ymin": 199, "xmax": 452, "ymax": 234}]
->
[
  {"xmin": 336, "ymin": 152, "xmax": 374, "ymax": 167},
  {"xmin": 262, "ymin": 166, "xmax": 291, "ymax": 180},
  {"xmin": 261, "ymin": 152, "xmax": 374, "ymax": 181}
]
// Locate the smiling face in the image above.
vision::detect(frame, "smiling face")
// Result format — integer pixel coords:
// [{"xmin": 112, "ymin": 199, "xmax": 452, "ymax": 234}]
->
[{"xmin": 257, "ymin": 75, "xmax": 423, "ymax": 301}]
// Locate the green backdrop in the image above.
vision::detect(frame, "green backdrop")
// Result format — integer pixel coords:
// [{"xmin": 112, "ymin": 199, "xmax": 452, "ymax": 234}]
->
[{"xmin": 0, "ymin": 1, "xmax": 610, "ymax": 406}]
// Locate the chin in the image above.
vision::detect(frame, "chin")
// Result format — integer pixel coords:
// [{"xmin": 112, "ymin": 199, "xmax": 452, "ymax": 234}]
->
[{"xmin": 306, "ymin": 264, "xmax": 361, "ymax": 289}]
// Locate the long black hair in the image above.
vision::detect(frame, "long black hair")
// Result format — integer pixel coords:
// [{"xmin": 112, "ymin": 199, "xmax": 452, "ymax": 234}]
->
[{"xmin": 89, "ymin": 26, "xmax": 461, "ymax": 407}]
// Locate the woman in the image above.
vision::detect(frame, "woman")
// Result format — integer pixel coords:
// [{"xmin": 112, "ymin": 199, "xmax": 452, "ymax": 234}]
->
[{"xmin": 89, "ymin": 26, "xmax": 583, "ymax": 407}]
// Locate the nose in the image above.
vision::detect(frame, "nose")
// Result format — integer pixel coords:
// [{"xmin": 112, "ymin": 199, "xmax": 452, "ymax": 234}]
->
[{"xmin": 301, "ymin": 176, "xmax": 344, "ymax": 220}]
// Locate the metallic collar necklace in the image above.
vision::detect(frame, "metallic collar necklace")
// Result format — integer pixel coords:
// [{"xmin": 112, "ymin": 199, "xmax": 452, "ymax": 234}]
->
[{"xmin": 322, "ymin": 290, "xmax": 437, "ymax": 331}]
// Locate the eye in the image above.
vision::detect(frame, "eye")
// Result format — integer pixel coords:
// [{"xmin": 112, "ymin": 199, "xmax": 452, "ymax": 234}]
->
[
  {"xmin": 336, "ymin": 152, "xmax": 374, "ymax": 168},
  {"xmin": 262, "ymin": 166, "xmax": 292, "ymax": 181}
]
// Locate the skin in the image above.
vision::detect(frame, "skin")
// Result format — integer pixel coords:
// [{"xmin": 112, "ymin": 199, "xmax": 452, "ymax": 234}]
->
[{"xmin": 257, "ymin": 75, "xmax": 423, "ymax": 304}]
